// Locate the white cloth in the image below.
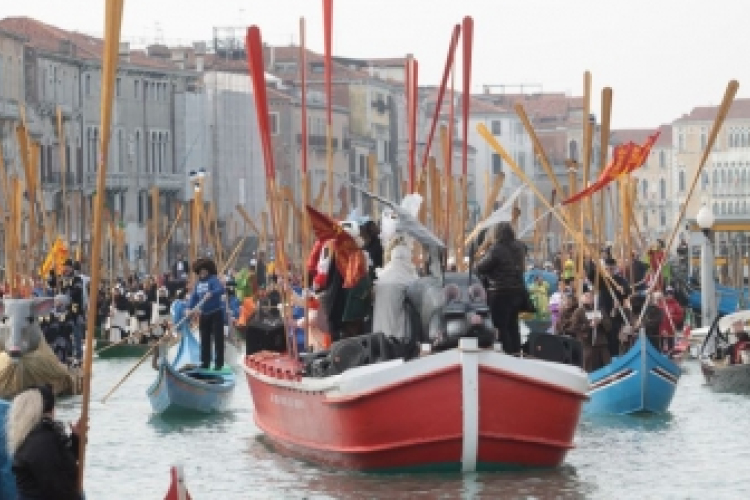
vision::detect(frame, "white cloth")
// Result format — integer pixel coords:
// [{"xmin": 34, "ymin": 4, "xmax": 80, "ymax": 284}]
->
[{"xmin": 373, "ymin": 282, "xmax": 409, "ymax": 340}]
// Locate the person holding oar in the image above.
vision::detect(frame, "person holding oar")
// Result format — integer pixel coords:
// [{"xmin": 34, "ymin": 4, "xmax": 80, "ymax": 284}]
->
[{"xmin": 187, "ymin": 258, "xmax": 226, "ymax": 371}]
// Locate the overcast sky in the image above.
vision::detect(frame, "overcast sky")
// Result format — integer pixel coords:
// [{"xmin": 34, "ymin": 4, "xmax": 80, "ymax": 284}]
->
[{"xmin": 4, "ymin": 0, "xmax": 747, "ymax": 129}]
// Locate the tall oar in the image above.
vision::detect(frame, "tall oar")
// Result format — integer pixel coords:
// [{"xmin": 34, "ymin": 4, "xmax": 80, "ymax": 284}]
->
[
  {"xmin": 246, "ymin": 26, "xmax": 294, "ymax": 360},
  {"xmin": 458, "ymin": 16, "xmax": 473, "ymax": 269},
  {"xmin": 638, "ymin": 80, "xmax": 739, "ymax": 325},
  {"xmin": 323, "ymin": 0, "xmax": 334, "ymax": 216},
  {"xmin": 299, "ymin": 16, "xmax": 312, "ymax": 352},
  {"xmin": 79, "ymin": 0, "xmax": 124, "ymax": 492},
  {"xmin": 420, "ymin": 25, "xmax": 461, "ymax": 173}
]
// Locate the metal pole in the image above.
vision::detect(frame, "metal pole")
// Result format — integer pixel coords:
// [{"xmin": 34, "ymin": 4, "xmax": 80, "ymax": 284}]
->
[{"xmin": 701, "ymin": 229, "xmax": 717, "ymax": 327}]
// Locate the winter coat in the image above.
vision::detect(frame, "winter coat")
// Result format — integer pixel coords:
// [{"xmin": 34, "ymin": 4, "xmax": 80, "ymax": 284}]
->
[
  {"xmin": 570, "ymin": 304, "xmax": 611, "ymax": 347},
  {"xmin": 475, "ymin": 223, "xmax": 526, "ymax": 294},
  {"xmin": 12, "ymin": 418, "xmax": 80, "ymax": 500}
]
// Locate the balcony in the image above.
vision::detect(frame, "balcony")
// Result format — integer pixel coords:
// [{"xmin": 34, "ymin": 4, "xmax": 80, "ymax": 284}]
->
[
  {"xmin": 0, "ymin": 98, "xmax": 20, "ymax": 120},
  {"xmin": 41, "ymin": 172, "xmax": 79, "ymax": 189},
  {"xmin": 296, "ymin": 134, "xmax": 339, "ymax": 150},
  {"xmin": 84, "ymin": 172, "xmax": 184, "ymax": 192}
]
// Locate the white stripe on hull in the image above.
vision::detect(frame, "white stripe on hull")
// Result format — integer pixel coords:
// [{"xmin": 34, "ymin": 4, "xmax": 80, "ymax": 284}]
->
[{"xmin": 460, "ymin": 338, "xmax": 480, "ymax": 472}]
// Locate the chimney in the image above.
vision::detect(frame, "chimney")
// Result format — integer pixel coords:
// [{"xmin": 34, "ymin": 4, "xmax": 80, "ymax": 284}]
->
[
  {"xmin": 193, "ymin": 41, "xmax": 206, "ymax": 72},
  {"xmin": 119, "ymin": 42, "xmax": 130, "ymax": 63}
]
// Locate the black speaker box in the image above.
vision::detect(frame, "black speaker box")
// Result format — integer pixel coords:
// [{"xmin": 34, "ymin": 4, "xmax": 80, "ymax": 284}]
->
[
  {"xmin": 527, "ymin": 333, "xmax": 582, "ymax": 367},
  {"xmin": 327, "ymin": 332, "xmax": 391, "ymax": 375},
  {"xmin": 245, "ymin": 318, "xmax": 287, "ymax": 356}
]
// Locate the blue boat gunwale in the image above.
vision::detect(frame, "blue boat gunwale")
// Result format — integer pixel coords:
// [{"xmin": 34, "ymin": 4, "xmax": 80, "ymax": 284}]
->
[
  {"xmin": 146, "ymin": 330, "xmax": 236, "ymax": 399},
  {"xmin": 585, "ymin": 334, "xmax": 681, "ymax": 414}
]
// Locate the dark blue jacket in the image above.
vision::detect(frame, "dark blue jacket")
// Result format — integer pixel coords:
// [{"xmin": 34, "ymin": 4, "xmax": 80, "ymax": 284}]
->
[{"xmin": 188, "ymin": 275, "xmax": 225, "ymax": 315}]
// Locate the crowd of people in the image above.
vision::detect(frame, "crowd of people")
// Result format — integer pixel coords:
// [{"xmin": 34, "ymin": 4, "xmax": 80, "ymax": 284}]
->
[{"xmin": 475, "ymin": 226, "xmax": 687, "ymax": 372}]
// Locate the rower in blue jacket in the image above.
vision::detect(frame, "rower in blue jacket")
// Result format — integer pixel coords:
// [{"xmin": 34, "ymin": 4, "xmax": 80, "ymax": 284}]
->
[{"xmin": 188, "ymin": 258, "xmax": 226, "ymax": 371}]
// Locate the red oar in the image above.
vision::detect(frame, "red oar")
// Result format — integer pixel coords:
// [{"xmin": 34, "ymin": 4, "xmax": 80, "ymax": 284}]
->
[{"xmin": 420, "ymin": 25, "xmax": 461, "ymax": 172}]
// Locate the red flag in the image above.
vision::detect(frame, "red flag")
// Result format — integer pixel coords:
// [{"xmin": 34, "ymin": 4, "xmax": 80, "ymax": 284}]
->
[
  {"xmin": 563, "ymin": 130, "xmax": 659, "ymax": 205},
  {"xmin": 623, "ymin": 131, "xmax": 660, "ymax": 174},
  {"xmin": 563, "ymin": 143, "xmax": 632, "ymax": 205}
]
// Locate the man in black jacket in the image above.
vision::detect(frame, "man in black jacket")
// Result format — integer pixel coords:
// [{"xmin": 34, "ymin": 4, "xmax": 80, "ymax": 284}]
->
[
  {"xmin": 59, "ymin": 259, "xmax": 84, "ymax": 362},
  {"xmin": 475, "ymin": 222, "xmax": 527, "ymax": 354},
  {"xmin": 587, "ymin": 257, "xmax": 631, "ymax": 357}
]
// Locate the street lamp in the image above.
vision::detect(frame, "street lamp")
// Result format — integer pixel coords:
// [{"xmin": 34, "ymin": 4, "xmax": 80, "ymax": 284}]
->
[
  {"xmin": 188, "ymin": 168, "xmax": 207, "ymax": 267},
  {"xmin": 696, "ymin": 204, "xmax": 716, "ymax": 327}
]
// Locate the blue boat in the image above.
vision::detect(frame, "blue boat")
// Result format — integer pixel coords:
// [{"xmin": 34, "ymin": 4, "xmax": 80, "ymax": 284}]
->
[
  {"xmin": 585, "ymin": 333, "xmax": 681, "ymax": 414},
  {"xmin": 146, "ymin": 331, "xmax": 236, "ymax": 414},
  {"xmin": 689, "ymin": 283, "xmax": 746, "ymax": 316},
  {"xmin": 0, "ymin": 399, "xmax": 16, "ymax": 499}
]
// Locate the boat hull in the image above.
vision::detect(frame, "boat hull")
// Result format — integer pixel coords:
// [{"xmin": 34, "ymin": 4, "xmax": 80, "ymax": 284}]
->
[
  {"xmin": 95, "ymin": 340, "xmax": 151, "ymax": 359},
  {"xmin": 245, "ymin": 343, "xmax": 588, "ymax": 472},
  {"xmin": 586, "ymin": 336, "xmax": 680, "ymax": 415},
  {"xmin": 147, "ymin": 362, "xmax": 235, "ymax": 414},
  {"xmin": 701, "ymin": 361, "xmax": 750, "ymax": 394}
]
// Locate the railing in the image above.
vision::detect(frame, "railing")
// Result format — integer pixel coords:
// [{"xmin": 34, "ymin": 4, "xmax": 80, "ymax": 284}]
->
[{"xmin": 41, "ymin": 172, "xmax": 79, "ymax": 187}]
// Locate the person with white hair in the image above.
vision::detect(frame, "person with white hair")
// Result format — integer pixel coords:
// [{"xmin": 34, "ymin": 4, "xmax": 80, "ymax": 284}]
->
[{"xmin": 6, "ymin": 385, "xmax": 84, "ymax": 500}]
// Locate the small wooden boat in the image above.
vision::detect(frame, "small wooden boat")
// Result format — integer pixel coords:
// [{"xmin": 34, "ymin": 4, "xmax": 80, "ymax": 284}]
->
[
  {"xmin": 95, "ymin": 339, "xmax": 152, "ymax": 359},
  {"xmin": 586, "ymin": 333, "xmax": 681, "ymax": 415},
  {"xmin": 699, "ymin": 310, "xmax": 750, "ymax": 393},
  {"xmin": 147, "ymin": 329, "xmax": 235, "ymax": 414},
  {"xmin": 164, "ymin": 465, "xmax": 192, "ymax": 500}
]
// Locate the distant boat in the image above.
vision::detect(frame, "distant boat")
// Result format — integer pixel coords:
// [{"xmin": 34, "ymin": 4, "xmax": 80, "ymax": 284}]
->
[
  {"xmin": 147, "ymin": 330, "xmax": 235, "ymax": 414},
  {"xmin": 699, "ymin": 310, "xmax": 750, "ymax": 393},
  {"xmin": 586, "ymin": 334, "xmax": 681, "ymax": 415}
]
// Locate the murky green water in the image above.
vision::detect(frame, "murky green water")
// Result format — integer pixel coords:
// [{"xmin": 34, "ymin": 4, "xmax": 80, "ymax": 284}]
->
[{"xmin": 54, "ymin": 358, "xmax": 750, "ymax": 499}]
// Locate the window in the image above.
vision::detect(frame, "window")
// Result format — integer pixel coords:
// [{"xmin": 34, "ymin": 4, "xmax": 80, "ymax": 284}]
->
[
  {"xmin": 642, "ymin": 179, "xmax": 649, "ymax": 198},
  {"xmin": 643, "ymin": 210, "xmax": 648, "ymax": 227},
  {"xmin": 713, "ymin": 203, "xmax": 718, "ymax": 216},
  {"xmin": 678, "ymin": 133, "xmax": 684, "ymax": 152},
  {"xmin": 679, "ymin": 171, "xmax": 686, "ymax": 192},
  {"xmin": 491, "ymin": 120, "xmax": 502, "ymax": 135},
  {"xmin": 134, "ymin": 80, "xmax": 140, "ymax": 99},
  {"xmin": 135, "ymin": 130, "xmax": 141, "ymax": 172},
  {"xmin": 138, "ymin": 191, "xmax": 145, "ymax": 224},
  {"xmin": 85, "ymin": 74, "xmax": 91, "ymax": 96},
  {"xmin": 660, "ymin": 210, "xmax": 666, "ymax": 227},
  {"xmin": 569, "ymin": 140, "xmax": 579, "ymax": 162},
  {"xmin": 491, "ymin": 153, "xmax": 503, "ymax": 175},
  {"xmin": 116, "ymin": 77, "xmax": 121, "ymax": 97},
  {"xmin": 660, "ymin": 178, "xmax": 667, "ymax": 198},
  {"xmin": 270, "ymin": 112, "xmax": 280, "ymax": 135},
  {"xmin": 517, "ymin": 152, "xmax": 526, "ymax": 170},
  {"xmin": 702, "ymin": 171, "xmax": 709, "ymax": 191},
  {"xmin": 117, "ymin": 129, "xmax": 125, "ymax": 172},
  {"xmin": 701, "ymin": 132, "xmax": 707, "ymax": 150},
  {"xmin": 659, "ymin": 150, "xmax": 666, "ymax": 169}
]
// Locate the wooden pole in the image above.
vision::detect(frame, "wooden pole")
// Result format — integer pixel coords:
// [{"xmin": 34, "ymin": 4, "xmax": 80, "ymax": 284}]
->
[
  {"xmin": 151, "ymin": 204, "xmax": 183, "ymax": 276},
  {"xmin": 300, "ymin": 15, "xmax": 311, "ymax": 350},
  {"xmin": 235, "ymin": 205, "xmax": 261, "ymax": 236},
  {"xmin": 598, "ymin": 88, "xmax": 612, "ymax": 251},
  {"xmin": 0, "ymin": 139, "xmax": 9, "ymax": 218},
  {"xmin": 57, "ymin": 107, "xmax": 68, "ymax": 242},
  {"xmin": 150, "ymin": 186, "xmax": 159, "ymax": 273},
  {"xmin": 368, "ymin": 152, "xmax": 377, "ymax": 220},
  {"xmin": 79, "ymin": 0, "xmax": 124, "ymax": 492},
  {"xmin": 323, "ymin": 0, "xmax": 334, "ymax": 216}
]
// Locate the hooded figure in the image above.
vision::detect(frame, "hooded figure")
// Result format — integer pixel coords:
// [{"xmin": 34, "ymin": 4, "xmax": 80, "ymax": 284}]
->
[{"xmin": 475, "ymin": 222, "xmax": 527, "ymax": 354}]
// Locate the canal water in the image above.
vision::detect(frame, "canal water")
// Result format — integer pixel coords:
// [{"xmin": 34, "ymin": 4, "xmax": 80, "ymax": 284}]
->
[{"xmin": 55, "ymin": 357, "xmax": 750, "ymax": 499}]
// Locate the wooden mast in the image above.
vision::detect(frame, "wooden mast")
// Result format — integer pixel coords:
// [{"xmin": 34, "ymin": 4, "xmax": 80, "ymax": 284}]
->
[
  {"xmin": 323, "ymin": 0, "xmax": 334, "ymax": 216},
  {"xmin": 458, "ymin": 16, "xmax": 473, "ymax": 270},
  {"xmin": 79, "ymin": 0, "xmax": 125, "ymax": 492}
]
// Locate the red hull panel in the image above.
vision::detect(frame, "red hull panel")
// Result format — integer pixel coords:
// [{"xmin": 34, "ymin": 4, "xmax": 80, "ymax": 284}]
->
[{"xmin": 245, "ymin": 352, "xmax": 586, "ymax": 472}]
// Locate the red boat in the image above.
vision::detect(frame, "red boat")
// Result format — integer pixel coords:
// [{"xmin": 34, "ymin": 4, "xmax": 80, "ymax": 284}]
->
[
  {"xmin": 244, "ymin": 337, "xmax": 589, "ymax": 472},
  {"xmin": 164, "ymin": 465, "xmax": 191, "ymax": 500}
]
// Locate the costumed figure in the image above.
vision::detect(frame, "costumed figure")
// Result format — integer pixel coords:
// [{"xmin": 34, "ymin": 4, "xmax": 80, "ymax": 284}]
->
[
  {"xmin": 58, "ymin": 259, "xmax": 84, "ymax": 362},
  {"xmin": 150, "ymin": 286, "xmax": 172, "ymax": 340},
  {"xmin": 529, "ymin": 275, "xmax": 550, "ymax": 316},
  {"xmin": 107, "ymin": 286, "xmax": 131, "ymax": 343},
  {"xmin": 306, "ymin": 206, "xmax": 372, "ymax": 341},
  {"xmin": 224, "ymin": 279, "xmax": 241, "ymax": 345},
  {"xmin": 570, "ymin": 286, "xmax": 611, "ymax": 372},
  {"xmin": 647, "ymin": 243, "xmax": 665, "ymax": 291},
  {"xmin": 42, "ymin": 295, "xmax": 75, "ymax": 364},
  {"xmin": 0, "ymin": 298, "xmax": 73, "ymax": 398},
  {"xmin": 187, "ymin": 258, "xmax": 226, "ymax": 371},
  {"xmin": 130, "ymin": 291, "xmax": 151, "ymax": 344},
  {"xmin": 170, "ymin": 289, "xmax": 191, "ymax": 338}
]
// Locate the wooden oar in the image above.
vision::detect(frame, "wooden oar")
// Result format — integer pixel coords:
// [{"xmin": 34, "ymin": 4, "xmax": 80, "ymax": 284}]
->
[{"xmin": 80, "ymin": 0, "xmax": 125, "ymax": 492}]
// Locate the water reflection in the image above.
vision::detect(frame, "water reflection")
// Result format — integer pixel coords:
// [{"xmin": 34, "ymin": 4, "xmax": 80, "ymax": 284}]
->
[
  {"xmin": 148, "ymin": 409, "xmax": 242, "ymax": 434},
  {"xmin": 245, "ymin": 435, "xmax": 595, "ymax": 499}
]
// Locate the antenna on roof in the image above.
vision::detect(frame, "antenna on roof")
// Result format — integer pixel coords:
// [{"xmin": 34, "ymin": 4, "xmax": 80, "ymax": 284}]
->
[{"xmin": 155, "ymin": 22, "xmax": 164, "ymax": 44}]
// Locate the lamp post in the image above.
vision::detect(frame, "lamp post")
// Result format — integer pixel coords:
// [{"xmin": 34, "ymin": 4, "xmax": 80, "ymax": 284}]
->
[
  {"xmin": 188, "ymin": 168, "xmax": 207, "ymax": 268},
  {"xmin": 696, "ymin": 204, "xmax": 716, "ymax": 327}
]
